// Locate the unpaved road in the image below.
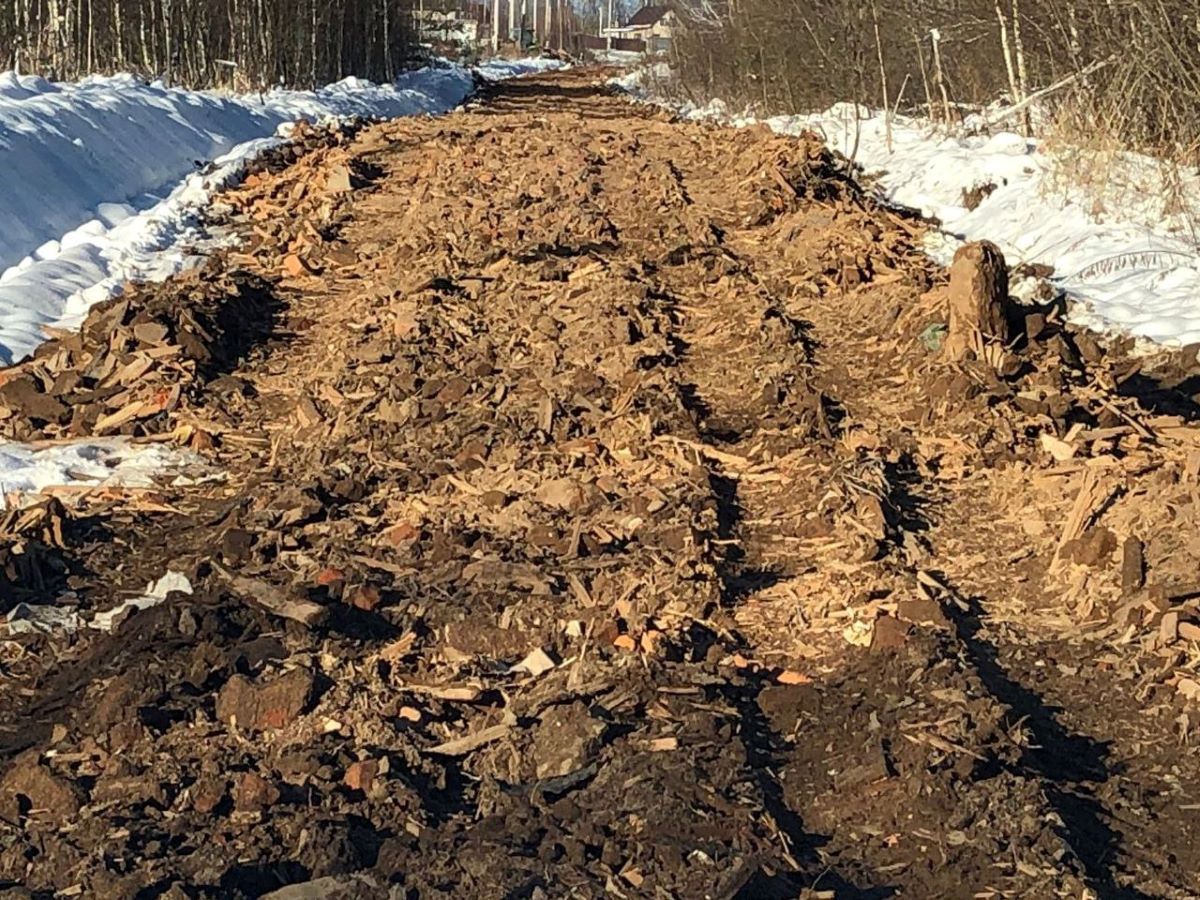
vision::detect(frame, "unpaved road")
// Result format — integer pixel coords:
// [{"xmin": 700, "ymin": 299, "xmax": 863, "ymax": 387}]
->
[{"xmin": 3, "ymin": 68, "xmax": 1200, "ymax": 898}]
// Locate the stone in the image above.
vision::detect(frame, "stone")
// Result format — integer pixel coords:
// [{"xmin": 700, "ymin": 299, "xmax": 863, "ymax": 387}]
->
[
  {"xmin": 216, "ymin": 668, "xmax": 315, "ymax": 732},
  {"xmin": 0, "ymin": 750, "xmax": 83, "ymax": 824},
  {"xmin": 233, "ymin": 772, "xmax": 280, "ymax": 813},
  {"xmin": 529, "ymin": 702, "xmax": 606, "ymax": 780}
]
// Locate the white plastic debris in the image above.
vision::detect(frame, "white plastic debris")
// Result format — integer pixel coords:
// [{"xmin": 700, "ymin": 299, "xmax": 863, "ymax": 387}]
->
[
  {"xmin": 89, "ymin": 570, "xmax": 193, "ymax": 632},
  {"xmin": 6, "ymin": 602, "xmax": 81, "ymax": 635}
]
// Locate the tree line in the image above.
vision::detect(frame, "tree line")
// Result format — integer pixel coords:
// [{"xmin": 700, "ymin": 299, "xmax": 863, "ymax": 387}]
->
[
  {"xmin": 672, "ymin": 0, "xmax": 1200, "ymax": 157},
  {"xmin": 1, "ymin": 0, "xmax": 422, "ymax": 88}
]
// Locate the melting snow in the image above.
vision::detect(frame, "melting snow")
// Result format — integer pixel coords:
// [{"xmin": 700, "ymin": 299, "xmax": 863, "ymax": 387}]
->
[{"xmin": 0, "ymin": 439, "xmax": 206, "ymax": 508}]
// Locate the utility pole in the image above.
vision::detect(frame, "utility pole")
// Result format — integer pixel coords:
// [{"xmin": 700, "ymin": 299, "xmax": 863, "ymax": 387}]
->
[
  {"xmin": 492, "ymin": 0, "xmax": 500, "ymax": 52},
  {"xmin": 507, "ymin": 0, "xmax": 515, "ymax": 44}
]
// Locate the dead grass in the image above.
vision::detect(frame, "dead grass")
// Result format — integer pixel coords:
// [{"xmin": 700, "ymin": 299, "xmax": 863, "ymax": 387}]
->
[{"xmin": 1038, "ymin": 90, "xmax": 1200, "ymax": 249}]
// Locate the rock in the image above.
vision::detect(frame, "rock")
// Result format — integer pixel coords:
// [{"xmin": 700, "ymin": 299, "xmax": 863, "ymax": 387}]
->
[
  {"xmin": 221, "ymin": 528, "xmax": 255, "ymax": 562},
  {"xmin": 0, "ymin": 376, "xmax": 68, "ymax": 425},
  {"xmin": 529, "ymin": 702, "xmax": 606, "ymax": 779},
  {"xmin": 869, "ymin": 615, "xmax": 910, "ymax": 651},
  {"xmin": 1075, "ymin": 331, "xmax": 1104, "ymax": 364},
  {"xmin": 0, "ymin": 751, "xmax": 83, "ymax": 824},
  {"xmin": 216, "ymin": 668, "xmax": 315, "ymax": 731},
  {"xmin": 756, "ymin": 683, "xmax": 818, "ymax": 735},
  {"xmin": 1062, "ymin": 526, "xmax": 1117, "ymax": 569},
  {"xmin": 191, "ymin": 777, "xmax": 227, "ymax": 814},
  {"xmin": 343, "ymin": 760, "xmax": 378, "ymax": 793},
  {"xmin": 896, "ymin": 597, "xmax": 950, "ymax": 628},
  {"xmin": 233, "ymin": 772, "xmax": 280, "ymax": 812},
  {"xmin": 1024, "ymin": 312, "xmax": 1047, "ymax": 341}
]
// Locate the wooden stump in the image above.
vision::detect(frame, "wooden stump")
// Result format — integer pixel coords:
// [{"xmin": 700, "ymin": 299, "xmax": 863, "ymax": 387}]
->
[{"xmin": 943, "ymin": 240, "xmax": 1009, "ymax": 360}]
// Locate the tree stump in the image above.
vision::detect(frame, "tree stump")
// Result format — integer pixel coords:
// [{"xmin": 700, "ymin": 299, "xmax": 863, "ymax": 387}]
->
[{"xmin": 943, "ymin": 240, "xmax": 1009, "ymax": 360}]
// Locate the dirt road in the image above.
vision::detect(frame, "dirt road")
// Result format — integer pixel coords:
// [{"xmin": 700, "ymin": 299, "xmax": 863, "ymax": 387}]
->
[{"xmin": 3, "ymin": 68, "xmax": 1200, "ymax": 898}]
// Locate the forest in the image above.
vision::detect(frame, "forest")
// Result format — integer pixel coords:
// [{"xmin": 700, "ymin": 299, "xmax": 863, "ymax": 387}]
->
[
  {"xmin": 0, "ymin": 0, "xmax": 421, "ymax": 87},
  {"xmin": 672, "ymin": 0, "xmax": 1200, "ymax": 156},
  {"xmin": 4, "ymin": 0, "xmax": 1199, "ymax": 157}
]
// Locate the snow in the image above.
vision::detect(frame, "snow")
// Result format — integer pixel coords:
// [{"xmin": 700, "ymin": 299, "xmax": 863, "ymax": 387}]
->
[
  {"xmin": 0, "ymin": 57, "xmax": 562, "ymax": 500},
  {"xmin": 0, "ymin": 438, "xmax": 205, "ymax": 508},
  {"xmin": 474, "ymin": 58, "xmax": 567, "ymax": 81},
  {"xmin": 591, "ymin": 50, "xmax": 648, "ymax": 65},
  {"xmin": 0, "ymin": 57, "xmax": 564, "ymax": 367},
  {"xmin": 616, "ymin": 73, "xmax": 1200, "ymax": 349}
]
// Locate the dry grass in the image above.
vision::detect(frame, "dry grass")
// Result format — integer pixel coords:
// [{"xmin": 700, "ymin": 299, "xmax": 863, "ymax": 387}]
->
[{"xmin": 1039, "ymin": 89, "xmax": 1200, "ymax": 247}]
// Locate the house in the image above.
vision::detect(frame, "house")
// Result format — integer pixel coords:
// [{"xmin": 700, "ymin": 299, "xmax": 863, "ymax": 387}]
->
[
  {"xmin": 599, "ymin": 4, "xmax": 676, "ymax": 55},
  {"xmin": 624, "ymin": 5, "xmax": 676, "ymax": 54},
  {"xmin": 413, "ymin": 3, "xmax": 486, "ymax": 53}
]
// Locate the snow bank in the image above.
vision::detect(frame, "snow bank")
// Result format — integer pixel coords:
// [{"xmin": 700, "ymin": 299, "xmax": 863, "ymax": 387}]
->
[
  {"xmin": 764, "ymin": 106, "xmax": 1200, "ymax": 347},
  {"xmin": 0, "ymin": 57, "xmax": 563, "ymax": 367},
  {"xmin": 618, "ymin": 73, "xmax": 1200, "ymax": 348}
]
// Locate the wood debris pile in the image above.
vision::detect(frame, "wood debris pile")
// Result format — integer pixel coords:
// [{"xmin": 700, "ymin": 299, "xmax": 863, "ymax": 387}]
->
[
  {"xmin": 0, "ymin": 269, "xmax": 275, "ymax": 443},
  {"xmin": 0, "ymin": 70, "xmax": 1198, "ymax": 899}
]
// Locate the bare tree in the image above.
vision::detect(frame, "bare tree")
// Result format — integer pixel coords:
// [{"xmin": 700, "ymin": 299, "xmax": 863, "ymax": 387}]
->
[
  {"xmin": 1, "ymin": 0, "xmax": 422, "ymax": 89},
  {"xmin": 672, "ymin": 0, "xmax": 1200, "ymax": 156}
]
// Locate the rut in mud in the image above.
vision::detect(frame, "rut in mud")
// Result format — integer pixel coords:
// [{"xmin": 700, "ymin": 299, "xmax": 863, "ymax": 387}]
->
[{"xmin": 4, "ymin": 69, "xmax": 1200, "ymax": 899}]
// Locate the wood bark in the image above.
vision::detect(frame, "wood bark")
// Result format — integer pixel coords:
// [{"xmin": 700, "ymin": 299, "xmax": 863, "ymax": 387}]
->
[{"xmin": 944, "ymin": 241, "xmax": 1010, "ymax": 360}]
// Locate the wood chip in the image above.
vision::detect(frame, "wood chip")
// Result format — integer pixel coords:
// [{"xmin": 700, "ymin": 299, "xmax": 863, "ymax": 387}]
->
[
  {"xmin": 426, "ymin": 723, "xmax": 510, "ymax": 757},
  {"xmin": 212, "ymin": 562, "xmax": 327, "ymax": 626},
  {"xmin": 510, "ymin": 647, "xmax": 557, "ymax": 677}
]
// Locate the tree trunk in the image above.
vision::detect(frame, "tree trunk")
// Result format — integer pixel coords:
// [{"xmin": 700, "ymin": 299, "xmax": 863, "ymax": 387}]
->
[
  {"xmin": 930, "ymin": 27, "xmax": 951, "ymax": 123},
  {"xmin": 944, "ymin": 241, "xmax": 1010, "ymax": 360}
]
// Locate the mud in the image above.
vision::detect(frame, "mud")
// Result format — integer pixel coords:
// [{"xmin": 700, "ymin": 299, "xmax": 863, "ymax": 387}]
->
[{"xmin": 2, "ymin": 69, "xmax": 1200, "ymax": 899}]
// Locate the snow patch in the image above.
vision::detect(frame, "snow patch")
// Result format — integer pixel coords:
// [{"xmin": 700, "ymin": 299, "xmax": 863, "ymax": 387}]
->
[
  {"xmin": 90, "ymin": 571, "xmax": 193, "ymax": 633},
  {"xmin": 6, "ymin": 570, "xmax": 196, "ymax": 636},
  {"xmin": 0, "ymin": 439, "xmax": 205, "ymax": 508}
]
